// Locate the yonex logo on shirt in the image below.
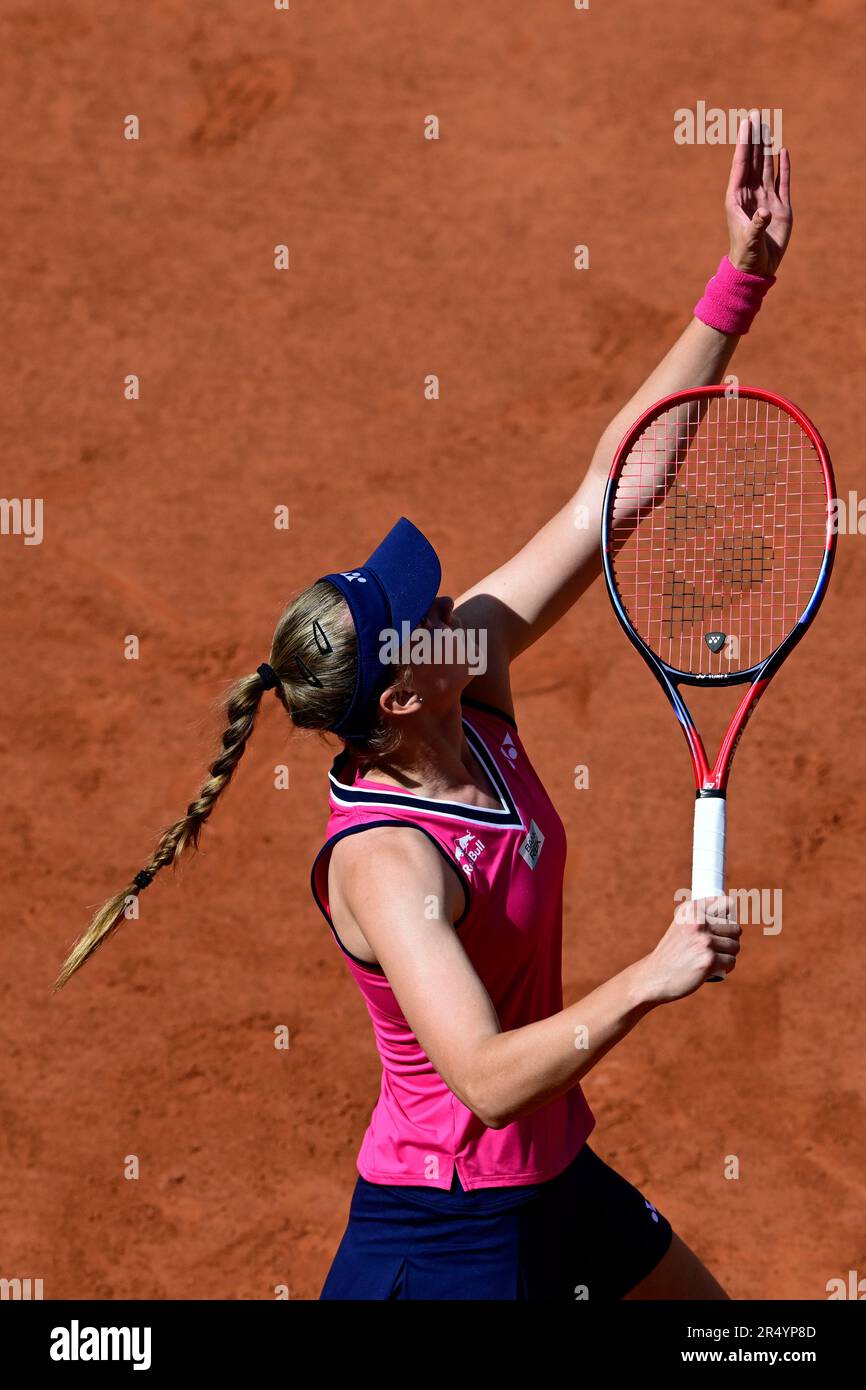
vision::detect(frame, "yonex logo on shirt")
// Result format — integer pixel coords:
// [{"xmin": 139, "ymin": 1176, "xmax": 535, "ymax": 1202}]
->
[
  {"xmin": 500, "ymin": 731, "xmax": 518, "ymax": 763},
  {"xmin": 518, "ymin": 820, "xmax": 545, "ymax": 870}
]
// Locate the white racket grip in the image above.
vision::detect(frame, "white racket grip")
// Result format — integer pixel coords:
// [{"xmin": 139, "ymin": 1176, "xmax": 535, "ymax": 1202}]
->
[{"xmin": 691, "ymin": 795, "xmax": 727, "ymax": 900}]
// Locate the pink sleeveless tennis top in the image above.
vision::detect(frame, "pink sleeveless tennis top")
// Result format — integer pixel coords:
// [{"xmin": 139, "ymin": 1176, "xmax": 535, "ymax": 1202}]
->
[{"xmin": 310, "ymin": 697, "xmax": 596, "ymax": 1190}]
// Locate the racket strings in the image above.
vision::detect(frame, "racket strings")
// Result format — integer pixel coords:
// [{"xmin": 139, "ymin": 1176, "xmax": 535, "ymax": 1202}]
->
[{"xmin": 610, "ymin": 395, "xmax": 829, "ymax": 675}]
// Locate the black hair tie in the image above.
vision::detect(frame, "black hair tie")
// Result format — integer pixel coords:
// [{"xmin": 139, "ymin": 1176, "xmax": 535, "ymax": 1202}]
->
[
  {"xmin": 257, "ymin": 662, "xmax": 281, "ymax": 691},
  {"xmin": 133, "ymin": 869, "xmax": 153, "ymax": 891}
]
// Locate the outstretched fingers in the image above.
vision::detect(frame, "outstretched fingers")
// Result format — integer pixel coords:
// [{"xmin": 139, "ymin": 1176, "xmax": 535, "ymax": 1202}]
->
[
  {"xmin": 726, "ymin": 115, "xmax": 753, "ymax": 198},
  {"xmin": 775, "ymin": 146, "xmax": 791, "ymax": 207}
]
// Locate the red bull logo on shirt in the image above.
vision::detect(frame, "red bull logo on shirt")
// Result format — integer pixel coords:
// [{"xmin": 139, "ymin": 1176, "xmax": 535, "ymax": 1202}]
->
[{"xmin": 454, "ymin": 830, "xmax": 486, "ymax": 876}]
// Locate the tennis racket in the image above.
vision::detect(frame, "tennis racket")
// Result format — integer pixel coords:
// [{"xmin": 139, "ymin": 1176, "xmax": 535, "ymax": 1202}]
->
[{"xmin": 601, "ymin": 386, "xmax": 835, "ymax": 979}]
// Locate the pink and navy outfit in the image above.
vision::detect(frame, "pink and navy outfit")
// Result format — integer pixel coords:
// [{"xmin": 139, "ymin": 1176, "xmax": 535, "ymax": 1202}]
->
[{"xmin": 311, "ymin": 698, "xmax": 673, "ymax": 1299}]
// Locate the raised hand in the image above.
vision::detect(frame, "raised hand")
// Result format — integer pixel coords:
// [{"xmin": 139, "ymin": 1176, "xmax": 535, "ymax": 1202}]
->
[{"xmin": 725, "ymin": 109, "xmax": 792, "ymax": 277}]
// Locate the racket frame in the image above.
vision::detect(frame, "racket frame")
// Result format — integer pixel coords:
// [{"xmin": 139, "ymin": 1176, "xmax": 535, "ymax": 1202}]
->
[
  {"xmin": 601, "ymin": 385, "xmax": 836, "ymax": 974},
  {"xmin": 600, "ymin": 385, "xmax": 836, "ymax": 797}
]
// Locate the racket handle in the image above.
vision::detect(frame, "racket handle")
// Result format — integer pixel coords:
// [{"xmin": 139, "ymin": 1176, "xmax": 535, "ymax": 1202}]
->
[{"xmin": 691, "ymin": 794, "xmax": 727, "ymax": 983}]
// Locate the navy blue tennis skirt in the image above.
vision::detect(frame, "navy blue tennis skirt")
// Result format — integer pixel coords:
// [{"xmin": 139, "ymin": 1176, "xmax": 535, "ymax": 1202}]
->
[{"xmin": 319, "ymin": 1142, "xmax": 673, "ymax": 1301}]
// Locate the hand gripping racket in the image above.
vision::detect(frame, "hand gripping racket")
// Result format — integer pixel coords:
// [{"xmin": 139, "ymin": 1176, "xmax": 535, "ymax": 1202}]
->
[{"xmin": 601, "ymin": 386, "xmax": 835, "ymax": 979}]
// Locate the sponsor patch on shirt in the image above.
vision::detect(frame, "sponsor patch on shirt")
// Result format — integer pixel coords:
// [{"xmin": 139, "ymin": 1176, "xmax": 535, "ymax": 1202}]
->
[{"xmin": 518, "ymin": 819, "xmax": 545, "ymax": 870}]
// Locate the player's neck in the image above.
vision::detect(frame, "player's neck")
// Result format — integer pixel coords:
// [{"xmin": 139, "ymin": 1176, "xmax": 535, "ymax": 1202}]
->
[{"xmin": 358, "ymin": 702, "xmax": 497, "ymax": 808}]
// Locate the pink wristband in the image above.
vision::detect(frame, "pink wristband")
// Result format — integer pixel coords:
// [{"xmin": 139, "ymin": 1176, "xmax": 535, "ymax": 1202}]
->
[{"xmin": 694, "ymin": 255, "xmax": 776, "ymax": 336}]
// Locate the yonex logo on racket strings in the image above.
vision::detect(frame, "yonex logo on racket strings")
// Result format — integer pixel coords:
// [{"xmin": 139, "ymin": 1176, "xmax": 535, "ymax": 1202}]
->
[{"xmin": 705, "ymin": 631, "xmax": 726, "ymax": 653}]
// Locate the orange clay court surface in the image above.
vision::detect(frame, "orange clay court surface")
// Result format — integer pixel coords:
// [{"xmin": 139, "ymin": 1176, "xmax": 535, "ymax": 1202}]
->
[{"xmin": 2, "ymin": 1, "xmax": 864, "ymax": 1300}]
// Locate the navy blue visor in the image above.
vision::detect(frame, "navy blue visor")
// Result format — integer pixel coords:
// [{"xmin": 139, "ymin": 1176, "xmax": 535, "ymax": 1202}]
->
[{"xmin": 319, "ymin": 517, "xmax": 441, "ymax": 737}]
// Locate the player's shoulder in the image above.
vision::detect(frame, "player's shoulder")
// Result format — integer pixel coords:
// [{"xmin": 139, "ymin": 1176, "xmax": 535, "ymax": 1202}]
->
[
  {"xmin": 330, "ymin": 821, "xmax": 463, "ymax": 926},
  {"xmin": 329, "ymin": 820, "xmax": 448, "ymax": 882}
]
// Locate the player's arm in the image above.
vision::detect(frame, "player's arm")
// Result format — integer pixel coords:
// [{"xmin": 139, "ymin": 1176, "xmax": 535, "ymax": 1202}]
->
[
  {"xmin": 454, "ymin": 317, "xmax": 739, "ymax": 659},
  {"xmin": 455, "ymin": 115, "xmax": 791, "ymax": 700},
  {"xmin": 332, "ymin": 827, "xmax": 740, "ymax": 1129}
]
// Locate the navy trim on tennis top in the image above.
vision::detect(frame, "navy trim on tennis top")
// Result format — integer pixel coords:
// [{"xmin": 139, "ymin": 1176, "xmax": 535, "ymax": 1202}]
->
[
  {"xmin": 326, "ymin": 716, "xmax": 524, "ymax": 830},
  {"xmin": 310, "ymin": 819, "xmax": 472, "ymax": 972},
  {"xmin": 459, "ymin": 694, "xmax": 518, "ymax": 732}
]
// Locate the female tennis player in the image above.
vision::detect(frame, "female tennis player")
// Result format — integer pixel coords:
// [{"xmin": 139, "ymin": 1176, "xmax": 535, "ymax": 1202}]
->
[{"xmin": 56, "ymin": 115, "xmax": 790, "ymax": 1299}]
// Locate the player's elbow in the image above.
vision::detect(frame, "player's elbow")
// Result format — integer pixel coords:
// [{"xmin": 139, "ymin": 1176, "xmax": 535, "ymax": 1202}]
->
[
  {"xmin": 464, "ymin": 1087, "xmax": 509, "ymax": 1130},
  {"xmin": 481, "ymin": 1108, "xmax": 511, "ymax": 1131},
  {"xmin": 437, "ymin": 1038, "xmax": 514, "ymax": 1130},
  {"xmin": 460, "ymin": 1068, "xmax": 512, "ymax": 1131}
]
